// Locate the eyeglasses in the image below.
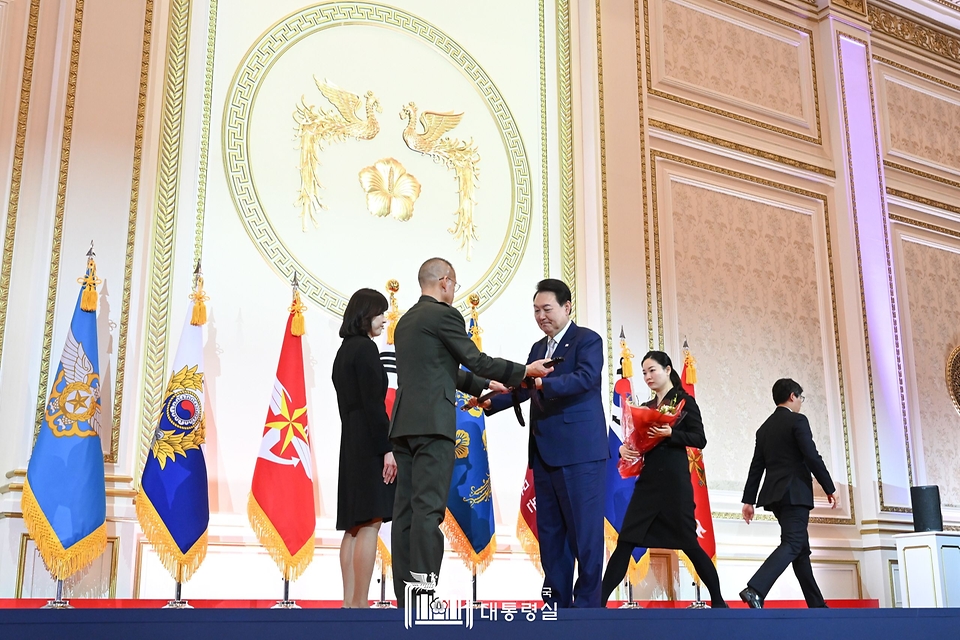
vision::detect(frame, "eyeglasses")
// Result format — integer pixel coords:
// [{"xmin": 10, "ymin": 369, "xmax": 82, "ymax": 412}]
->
[
  {"xmin": 799, "ymin": 395, "xmax": 805, "ymax": 403},
  {"xmin": 440, "ymin": 276, "xmax": 461, "ymax": 293}
]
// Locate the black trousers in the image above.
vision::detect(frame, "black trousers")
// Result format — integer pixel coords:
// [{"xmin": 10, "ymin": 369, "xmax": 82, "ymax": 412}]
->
[
  {"xmin": 601, "ymin": 541, "xmax": 725, "ymax": 607},
  {"xmin": 748, "ymin": 504, "xmax": 826, "ymax": 607},
  {"xmin": 390, "ymin": 435, "xmax": 455, "ymax": 608}
]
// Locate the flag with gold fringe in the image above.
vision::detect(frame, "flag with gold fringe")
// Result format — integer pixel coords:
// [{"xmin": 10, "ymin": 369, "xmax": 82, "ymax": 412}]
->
[
  {"xmin": 676, "ymin": 340, "xmax": 718, "ymax": 580},
  {"xmin": 603, "ymin": 329, "xmax": 650, "ymax": 585},
  {"xmin": 374, "ymin": 279, "xmax": 402, "ymax": 576},
  {"xmin": 248, "ymin": 284, "xmax": 315, "ymax": 581},
  {"xmin": 440, "ymin": 295, "xmax": 496, "ymax": 572},
  {"xmin": 516, "ymin": 465, "xmax": 541, "ymax": 574},
  {"xmin": 22, "ymin": 252, "xmax": 107, "ymax": 580},
  {"xmin": 136, "ymin": 278, "xmax": 210, "ymax": 583}
]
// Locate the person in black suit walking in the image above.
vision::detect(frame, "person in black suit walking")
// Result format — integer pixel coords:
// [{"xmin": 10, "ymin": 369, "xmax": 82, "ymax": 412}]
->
[{"xmin": 739, "ymin": 378, "xmax": 837, "ymax": 608}]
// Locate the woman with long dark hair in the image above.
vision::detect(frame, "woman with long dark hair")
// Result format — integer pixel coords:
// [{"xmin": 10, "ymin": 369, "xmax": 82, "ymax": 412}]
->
[
  {"xmin": 332, "ymin": 288, "xmax": 397, "ymax": 607},
  {"xmin": 601, "ymin": 350, "xmax": 727, "ymax": 607}
]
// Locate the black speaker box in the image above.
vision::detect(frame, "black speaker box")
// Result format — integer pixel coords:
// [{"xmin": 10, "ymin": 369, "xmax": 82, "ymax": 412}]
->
[{"xmin": 910, "ymin": 485, "xmax": 943, "ymax": 532}]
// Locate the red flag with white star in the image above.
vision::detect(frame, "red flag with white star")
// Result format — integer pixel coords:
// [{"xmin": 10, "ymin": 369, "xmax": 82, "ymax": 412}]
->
[{"xmin": 248, "ymin": 295, "xmax": 315, "ymax": 580}]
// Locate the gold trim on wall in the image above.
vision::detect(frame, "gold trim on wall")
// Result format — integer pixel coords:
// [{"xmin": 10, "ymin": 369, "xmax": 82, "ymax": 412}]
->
[
  {"xmin": 868, "ymin": 5, "xmax": 960, "ymax": 66},
  {"xmin": 109, "ymin": 0, "xmax": 155, "ymax": 465},
  {"xmin": 596, "ymin": 0, "xmax": 614, "ymax": 392},
  {"xmin": 889, "ymin": 200, "xmax": 960, "ymax": 229},
  {"xmin": 0, "ymin": 0, "xmax": 40, "ymax": 372},
  {"xmin": 837, "ymin": 32, "xmax": 913, "ymax": 512},
  {"xmin": 634, "ymin": 0, "xmax": 654, "ymax": 349},
  {"xmin": 193, "ymin": 0, "xmax": 218, "ymax": 267},
  {"xmin": 540, "ymin": 0, "xmax": 549, "ymax": 278},
  {"xmin": 884, "ymin": 161, "xmax": 960, "ymax": 191},
  {"xmin": 874, "ymin": 55, "xmax": 960, "ymax": 94},
  {"xmin": 643, "ymin": 0, "xmax": 823, "ymax": 145},
  {"xmin": 136, "ymin": 0, "xmax": 192, "ymax": 483},
  {"xmin": 649, "ymin": 119, "xmax": 837, "ymax": 178},
  {"xmin": 16, "ymin": 533, "xmax": 120, "ymax": 598},
  {"xmin": 834, "ymin": 0, "xmax": 867, "ymax": 17},
  {"xmin": 33, "ymin": 0, "xmax": 86, "ymax": 442},
  {"xmin": 557, "ymin": 0, "xmax": 577, "ymax": 314},
  {"xmin": 651, "ymin": 150, "xmax": 856, "ymax": 525}
]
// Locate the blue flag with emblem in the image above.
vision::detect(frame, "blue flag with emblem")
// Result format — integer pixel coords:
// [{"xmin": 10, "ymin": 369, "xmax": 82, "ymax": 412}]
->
[
  {"xmin": 136, "ymin": 279, "xmax": 210, "ymax": 582},
  {"xmin": 440, "ymin": 302, "xmax": 496, "ymax": 573},
  {"xmin": 22, "ymin": 254, "xmax": 107, "ymax": 580},
  {"xmin": 604, "ymin": 331, "xmax": 649, "ymax": 586}
]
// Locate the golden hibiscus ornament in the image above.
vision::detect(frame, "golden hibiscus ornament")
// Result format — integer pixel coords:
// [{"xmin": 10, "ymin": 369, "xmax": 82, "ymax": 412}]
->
[{"xmin": 358, "ymin": 157, "xmax": 421, "ymax": 221}]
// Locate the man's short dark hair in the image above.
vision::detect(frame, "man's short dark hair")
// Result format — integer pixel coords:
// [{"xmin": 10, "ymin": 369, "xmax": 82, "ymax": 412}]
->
[
  {"xmin": 772, "ymin": 378, "xmax": 803, "ymax": 405},
  {"xmin": 534, "ymin": 278, "xmax": 572, "ymax": 306}
]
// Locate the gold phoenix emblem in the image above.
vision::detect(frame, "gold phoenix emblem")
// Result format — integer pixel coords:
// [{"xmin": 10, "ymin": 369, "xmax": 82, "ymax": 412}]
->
[
  {"xmin": 401, "ymin": 102, "xmax": 481, "ymax": 261},
  {"xmin": 358, "ymin": 158, "xmax": 421, "ymax": 220},
  {"xmin": 294, "ymin": 77, "xmax": 382, "ymax": 230}
]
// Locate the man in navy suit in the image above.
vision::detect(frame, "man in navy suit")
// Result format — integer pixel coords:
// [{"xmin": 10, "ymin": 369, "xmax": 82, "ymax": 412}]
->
[{"xmin": 483, "ymin": 279, "xmax": 608, "ymax": 608}]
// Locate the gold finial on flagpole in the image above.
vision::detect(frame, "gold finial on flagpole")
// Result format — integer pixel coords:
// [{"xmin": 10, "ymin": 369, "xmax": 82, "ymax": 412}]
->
[
  {"xmin": 189, "ymin": 261, "xmax": 209, "ymax": 326},
  {"xmin": 289, "ymin": 273, "xmax": 306, "ymax": 336},
  {"xmin": 619, "ymin": 326, "xmax": 634, "ymax": 378},
  {"xmin": 385, "ymin": 279, "xmax": 401, "ymax": 345},
  {"xmin": 468, "ymin": 293, "xmax": 482, "ymax": 350},
  {"xmin": 682, "ymin": 337, "xmax": 697, "ymax": 384},
  {"xmin": 78, "ymin": 241, "xmax": 102, "ymax": 312}
]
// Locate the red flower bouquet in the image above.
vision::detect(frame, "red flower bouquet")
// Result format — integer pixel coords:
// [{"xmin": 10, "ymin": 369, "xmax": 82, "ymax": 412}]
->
[{"xmin": 617, "ymin": 397, "xmax": 686, "ymax": 478}]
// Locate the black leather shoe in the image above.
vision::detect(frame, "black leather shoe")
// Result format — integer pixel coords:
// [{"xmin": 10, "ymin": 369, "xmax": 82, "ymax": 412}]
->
[{"xmin": 739, "ymin": 587, "xmax": 764, "ymax": 609}]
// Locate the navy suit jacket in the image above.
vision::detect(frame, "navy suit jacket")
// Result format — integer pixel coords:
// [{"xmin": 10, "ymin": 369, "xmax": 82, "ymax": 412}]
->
[{"xmin": 488, "ymin": 322, "xmax": 609, "ymax": 467}]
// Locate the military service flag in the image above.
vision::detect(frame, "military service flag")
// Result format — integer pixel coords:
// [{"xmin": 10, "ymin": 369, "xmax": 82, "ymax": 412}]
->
[{"xmin": 22, "ymin": 254, "xmax": 107, "ymax": 580}]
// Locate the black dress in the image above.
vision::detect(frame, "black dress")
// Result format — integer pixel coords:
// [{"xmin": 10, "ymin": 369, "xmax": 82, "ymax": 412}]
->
[
  {"xmin": 332, "ymin": 335, "xmax": 395, "ymax": 530},
  {"xmin": 617, "ymin": 386, "xmax": 705, "ymax": 549}
]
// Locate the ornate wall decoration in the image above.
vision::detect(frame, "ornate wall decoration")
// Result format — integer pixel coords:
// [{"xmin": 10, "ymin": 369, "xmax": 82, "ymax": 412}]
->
[
  {"xmin": 557, "ymin": 0, "xmax": 577, "ymax": 314},
  {"xmin": 884, "ymin": 78, "xmax": 960, "ymax": 173},
  {"xmin": 833, "ymin": 0, "xmax": 866, "ymax": 16},
  {"xmin": 901, "ymin": 239, "xmax": 960, "ymax": 506},
  {"xmin": 947, "ymin": 345, "xmax": 960, "ymax": 418},
  {"xmin": 222, "ymin": 2, "xmax": 531, "ymax": 317},
  {"xmin": 868, "ymin": 5, "xmax": 960, "ymax": 64},
  {"xmin": 357, "ymin": 157, "xmax": 421, "ymax": 220},
  {"xmin": 400, "ymin": 102, "xmax": 480, "ymax": 260},
  {"xmin": 0, "ymin": 0, "xmax": 40, "ymax": 381}
]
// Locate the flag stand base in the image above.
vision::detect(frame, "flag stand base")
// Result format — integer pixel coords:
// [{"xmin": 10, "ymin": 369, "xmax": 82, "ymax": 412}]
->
[
  {"xmin": 686, "ymin": 581, "xmax": 707, "ymax": 609},
  {"xmin": 271, "ymin": 579, "xmax": 301, "ymax": 609},
  {"xmin": 163, "ymin": 580, "xmax": 193, "ymax": 609},
  {"xmin": 618, "ymin": 581, "xmax": 643, "ymax": 609},
  {"xmin": 42, "ymin": 580, "xmax": 73, "ymax": 609},
  {"xmin": 370, "ymin": 572, "xmax": 396, "ymax": 609}
]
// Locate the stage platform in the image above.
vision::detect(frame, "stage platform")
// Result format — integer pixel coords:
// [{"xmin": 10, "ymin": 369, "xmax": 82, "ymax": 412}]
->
[{"xmin": 0, "ymin": 602, "xmax": 956, "ymax": 640}]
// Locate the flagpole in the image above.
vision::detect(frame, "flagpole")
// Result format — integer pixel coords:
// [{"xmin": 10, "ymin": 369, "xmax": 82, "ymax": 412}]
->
[
  {"xmin": 687, "ymin": 578, "xmax": 707, "ymax": 609},
  {"xmin": 272, "ymin": 574, "xmax": 301, "ymax": 609},
  {"xmin": 619, "ymin": 578, "xmax": 641, "ymax": 609},
  {"xmin": 371, "ymin": 570, "xmax": 394, "ymax": 608},
  {"xmin": 41, "ymin": 579, "xmax": 73, "ymax": 609},
  {"xmin": 471, "ymin": 566, "xmax": 481, "ymax": 609},
  {"xmin": 163, "ymin": 566, "xmax": 193, "ymax": 609}
]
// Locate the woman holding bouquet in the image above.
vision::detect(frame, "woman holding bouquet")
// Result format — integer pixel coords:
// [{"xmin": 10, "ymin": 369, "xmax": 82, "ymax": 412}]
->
[{"xmin": 600, "ymin": 350, "xmax": 727, "ymax": 607}]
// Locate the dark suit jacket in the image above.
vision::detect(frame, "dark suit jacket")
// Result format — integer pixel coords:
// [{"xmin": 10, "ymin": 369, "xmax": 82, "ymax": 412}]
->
[
  {"xmin": 487, "ymin": 322, "xmax": 608, "ymax": 467},
  {"xmin": 390, "ymin": 295, "xmax": 526, "ymax": 441},
  {"xmin": 741, "ymin": 406, "xmax": 836, "ymax": 510}
]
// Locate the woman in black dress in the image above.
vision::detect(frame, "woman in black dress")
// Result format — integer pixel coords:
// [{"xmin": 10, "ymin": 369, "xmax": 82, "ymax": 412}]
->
[
  {"xmin": 600, "ymin": 350, "xmax": 727, "ymax": 607},
  {"xmin": 333, "ymin": 288, "xmax": 398, "ymax": 608}
]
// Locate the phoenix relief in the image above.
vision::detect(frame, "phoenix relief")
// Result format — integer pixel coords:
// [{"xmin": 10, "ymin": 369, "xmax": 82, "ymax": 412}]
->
[{"xmin": 294, "ymin": 77, "xmax": 381, "ymax": 230}]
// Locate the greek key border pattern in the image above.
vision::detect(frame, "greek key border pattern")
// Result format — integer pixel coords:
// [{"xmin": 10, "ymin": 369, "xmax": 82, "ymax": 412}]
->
[
  {"xmin": 223, "ymin": 3, "xmax": 531, "ymax": 318},
  {"xmin": 110, "ymin": 0, "xmax": 155, "ymax": 464},
  {"xmin": 194, "ymin": 0, "xmax": 217, "ymax": 267},
  {"xmin": 642, "ymin": 0, "xmax": 823, "ymax": 146},
  {"xmin": 649, "ymin": 119, "xmax": 837, "ymax": 178},
  {"xmin": 136, "ymin": 0, "xmax": 191, "ymax": 481},
  {"xmin": 34, "ymin": 0, "xmax": 85, "ymax": 441},
  {"xmin": 557, "ymin": 0, "xmax": 576, "ymax": 314},
  {"xmin": 651, "ymin": 150, "xmax": 856, "ymax": 525},
  {"xmin": 0, "ymin": 0, "xmax": 40, "ymax": 374},
  {"xmin": 838, "ymin": 33, "xmax": 912, "ymax": 513},
  {"xmin": 635, "ymin": 0, "xmax": 654, "ymax": 349}
]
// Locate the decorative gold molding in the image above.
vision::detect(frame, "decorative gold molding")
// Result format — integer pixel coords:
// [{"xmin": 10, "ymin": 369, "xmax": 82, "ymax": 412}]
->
[
  {"xmin": 651, "ymin": 150, "xmax": 856, "ymax": 525},
  {"xmin": 34, "ymin": 0, "xmax": 85, "ymax": 441},
  {"xmin": 557, "ymin": 0, "xmax": 577, "ymax": 314},
  {"xmin": 137, "ymin": 0, "xmax": 192, "ymax": 483},
  {"xmin": 16, "ymin": 533, "xmax": 119, "ymax": 598},
  {"xmin": 540, "ymin": 0, "xmax": 549, "ymax": 279},
  {"xmin": 947, "ymin": 344, "xmax": 960, "ymax": 418},
  {"xmin": 931, "ymin": 0, "xmax": 960, "ymax": 13},
  {"xmin": 834, "ymin": 0, "xmax": 867, "ymax": 17},
  {"xmin": 643, "ymin": 0, "xmax": 823, "ymax": 145},
  {"xmin": 635, "ymin": 0, "xmax": 654, "ymax": 349},
  {"xmin": 109, "ymin": 0, "xmax": 155, "ymax": 465},
  {"xmin": 838, "ymin": 33, "xmax": 914, "ymax": 512},
  {"xmin": 194, "ymin": 0, "xmax": 217, "ymax": 267},
  {"xmin": 596, "ymin": 0, "xmax": 614, "ymax": 393},
  {"xmin": 884, "ymin": 161, "xmax": 960, "ymax": 191},
  {"xmin": 868, "ymin": 5, "xmax": 960, "ymax": 65},
  {"xmin": 874, "ymin": 55, "xmax": 960, "ymax": 94},
  {"xmin": 649, "ymin": 119, "xmax": 837, "ymax": 178},
  {"xmin": 0, "ymin": 0, "xmax": 40, "ymax": 372},
  {"xmin": 888, "ymin": 189, "xmax": 960, "ymax": 218}
]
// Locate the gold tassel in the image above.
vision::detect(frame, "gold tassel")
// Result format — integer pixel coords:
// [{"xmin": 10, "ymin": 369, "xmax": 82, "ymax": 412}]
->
[
  {"xmin": 683, "ymin": 349, "xmax": 697, "ymax": 385},
  {"xmin": 676, "ymin": 549, "xmax": 715, "ymax": 585},
  {"xmin": 626, "ymin": 548, "xmax": 651, "ymax": 586},
  {"xmin": 247, "ymin": 493, "xmax": 314, "ymax": 581},
  {"xmin": 189, "ymin": 277, "xmax": 209, "ymax": 326},
  {"xmin": 136, "ymin": 487, "xmax": 208, "ymax": 582},
  {"xmin": 619, "ymin": 331, "xmax": 634, "ymax": 378},
  {"xmin": 376, "ymin": 534, "xmax": 392, "ymax": 578},
  {"xmin": 21, "ymin": 477, "xmax": 107, "ymax": 581},
  {"xmin": 385, "ymin": 279, "xmax": 401, "ymax": 345},
  {"xmin": 468, "ymin": 293, "xmax": 483, "ymax": 350},
  {"xmin": 289, "ymin": 290, "xmax": 306, "ymax": 337},
  {"xmin": 516, "ymin": 513, "xmax": 543, "ymax": 576},
  {"xmin": 77, "ymin": 257, "xmax": 102, "ymax": 312},
  {"xmin": 440, "ymin": 508, "xmax": 496, "ymax": 575}
]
